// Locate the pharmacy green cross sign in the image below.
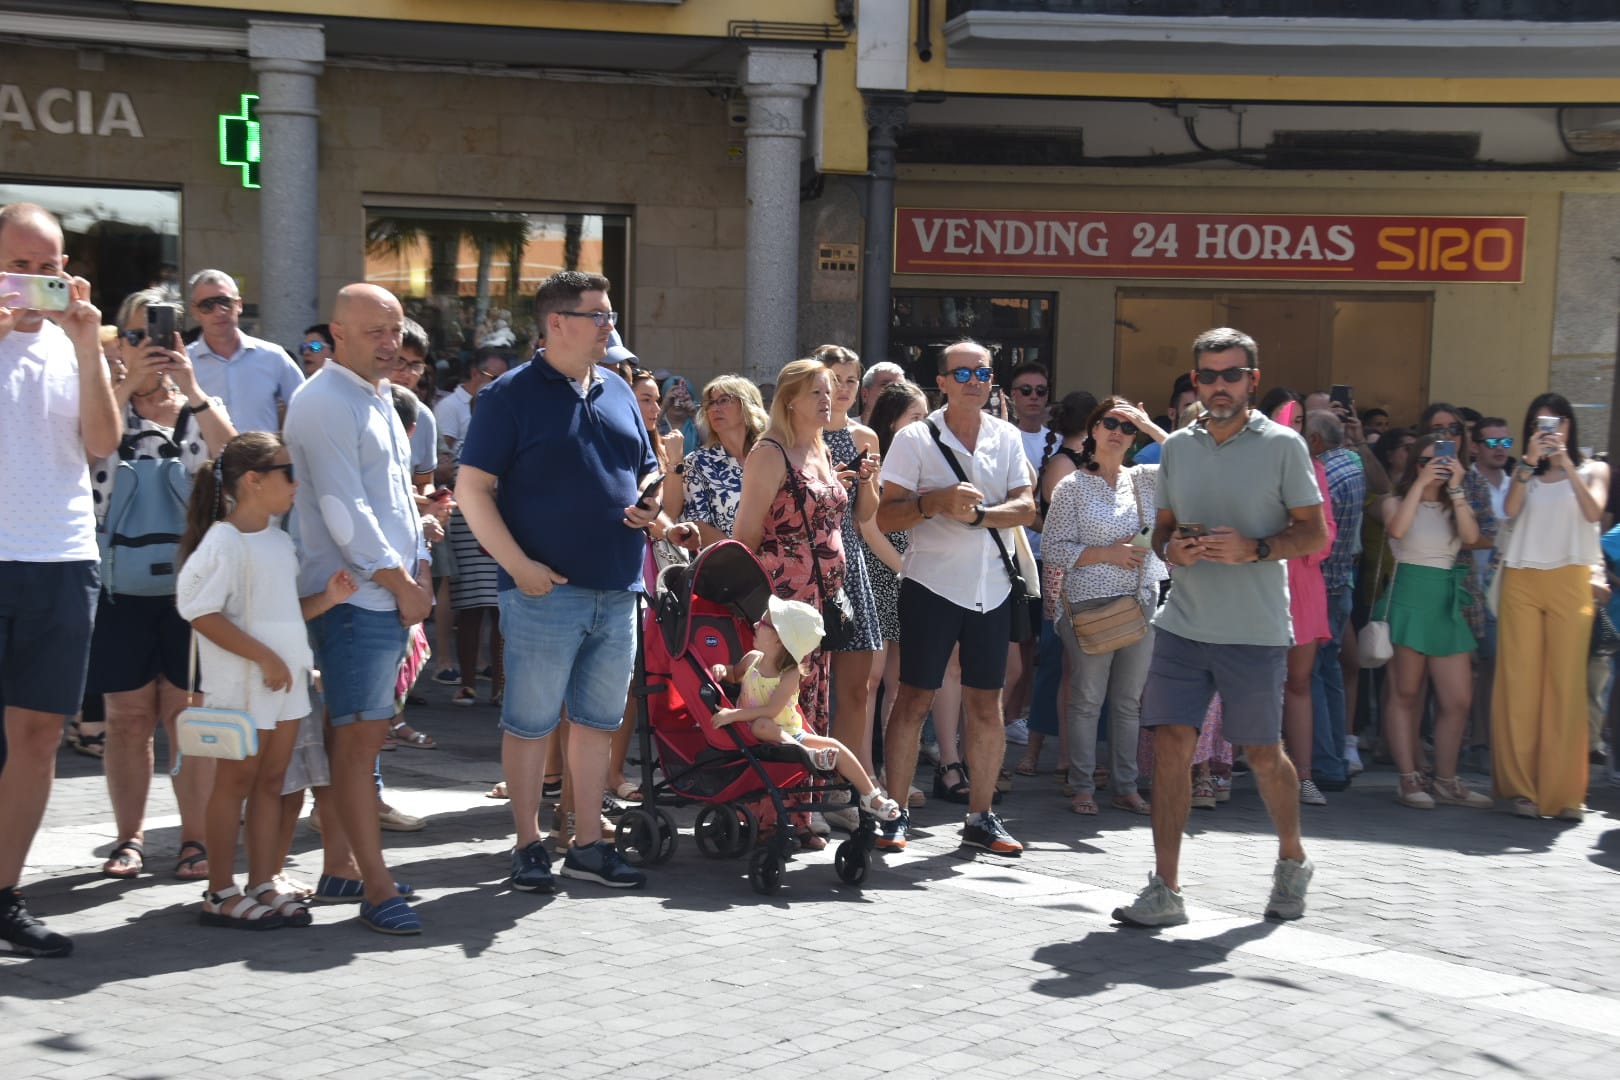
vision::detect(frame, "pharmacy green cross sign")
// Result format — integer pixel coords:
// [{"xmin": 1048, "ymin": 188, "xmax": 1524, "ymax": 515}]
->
[{"xmin": 218, "ymin": 93, "xmax": 260, "ymax": 189}]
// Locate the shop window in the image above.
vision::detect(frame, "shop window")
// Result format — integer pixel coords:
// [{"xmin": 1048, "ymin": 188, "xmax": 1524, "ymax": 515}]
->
[
  {"xmin": 364, "ymin": 205, "xmax": 629, "ymax": 369},
  {"xmin": 0, "ymin": 180, "xmax": 181, "ymax": 316},
  {"xmin": 890, "ymin": 291, "xmax": 1055, "ymax": 394}
]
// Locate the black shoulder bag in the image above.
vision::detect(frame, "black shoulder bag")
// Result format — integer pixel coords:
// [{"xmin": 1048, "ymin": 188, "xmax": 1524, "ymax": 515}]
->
[
  {"xmin": 925, "ymin": 421, "xmax": 1034, "ymax": 643},
  {"xmin": 765, "ymin": 439, "xmax": 857, "ymax": 651}
]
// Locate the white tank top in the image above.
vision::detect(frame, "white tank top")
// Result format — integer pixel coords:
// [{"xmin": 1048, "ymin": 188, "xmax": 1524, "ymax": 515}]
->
[
  {"xmin": 1392, "ymin": 501, "xmax": 1461, "ymax": 570},
  {"xmin": 1502, "ymin": 466, "xmax": 1602, "ymax": 570}
]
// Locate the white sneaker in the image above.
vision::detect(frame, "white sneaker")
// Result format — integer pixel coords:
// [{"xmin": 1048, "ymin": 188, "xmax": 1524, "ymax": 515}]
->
[
  {"xmin": 1299, "ymin": 779, "xmax": 1327, "ymax": 806},
  {"xmin": 1265, "ymin": 857, "xmax": 1314, "ymax": 921},
  {"xmin": 1112, "ymin": 873, "xmax": 1187, "ymax": 927},
  {"xmin": 1344, "ymin": 738, "xmax": 1364, "ymax": 776},
  {"xmin": 1003, "ymin": 718, "xmax": 1030, "ymax": 746}
]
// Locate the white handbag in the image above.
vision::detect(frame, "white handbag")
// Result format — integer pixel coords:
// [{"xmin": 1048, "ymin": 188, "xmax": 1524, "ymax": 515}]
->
[
  {"xmin": 1357, "ymin": 542, "xmax": 1400, "ymax": 670},
  {"xmin": 173, "ymin": 543, "xmax": 259, "ymax": 766}
]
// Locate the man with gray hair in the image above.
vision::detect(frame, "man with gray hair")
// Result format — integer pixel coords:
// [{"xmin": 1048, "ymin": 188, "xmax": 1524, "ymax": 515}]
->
[
  {"xmin": 185, "ymin": 268, "xmax": 303, "ymax": 433},
  {"xmin": 1305, "ymin": 407, "xmax": 1365, "ymax": 794},
  {"xmin": 860, "ymin": 361, "xmax": 906, "ymax": 425}
]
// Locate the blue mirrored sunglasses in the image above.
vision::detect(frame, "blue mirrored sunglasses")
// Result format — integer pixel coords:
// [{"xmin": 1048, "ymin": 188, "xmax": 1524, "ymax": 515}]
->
[
  {"xmin": 1480, "ymin": 437, "xmax": 1514, "ymax": 449},
  {"xmin": 948, "ymin": 366, "xmax": 993, "ymax": 384}
]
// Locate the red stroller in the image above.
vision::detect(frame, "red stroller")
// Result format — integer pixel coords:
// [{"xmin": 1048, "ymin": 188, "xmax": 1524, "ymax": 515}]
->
[{"xmin": 613, "ymin": 540, "xmax": 877, "ymax": 894}]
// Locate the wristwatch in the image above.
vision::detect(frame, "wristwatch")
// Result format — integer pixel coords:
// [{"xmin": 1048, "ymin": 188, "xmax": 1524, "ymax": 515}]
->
[
  {"xmin": 1254, "ymin": 538, "xmax": 1271, "ymax": 562},
  {"xmin": 970, "ymin": 505, "xmax": 986, "ymax": 527}
]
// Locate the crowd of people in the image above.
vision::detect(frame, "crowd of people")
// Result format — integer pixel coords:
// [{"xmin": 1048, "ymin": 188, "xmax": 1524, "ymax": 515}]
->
[{"xmin": 1, "ymin": 197, "xmax": 1613, "ymax": 956}]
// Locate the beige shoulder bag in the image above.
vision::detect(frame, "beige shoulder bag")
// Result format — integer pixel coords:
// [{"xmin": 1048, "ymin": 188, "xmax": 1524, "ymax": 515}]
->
[{"xmin": 1067, "ymin": 470, "xmax": 1151, "ymax": 655}]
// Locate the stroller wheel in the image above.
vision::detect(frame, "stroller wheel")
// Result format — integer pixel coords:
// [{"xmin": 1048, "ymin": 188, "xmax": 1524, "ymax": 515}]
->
[
  {"xmin": 834, "ymin": 840, "xmax": 870, "ymax": 886},
  {"xmin": 728, "ymin": 803, "xmax": 759, "ymax": 859},
  {"xmin": 614, "ymin": 810, "xmax": 658, "ymax": 867},
  {"xmin": 695, "ymin": 805, "xmax": 739, "ymax": 859},
  {"xmin": 653, "ymin": 808, "xmax": 680, "ymax": 864},
  {"xmin": 748, "ymin": 848, "xmax": 784, "ymax": 896}
]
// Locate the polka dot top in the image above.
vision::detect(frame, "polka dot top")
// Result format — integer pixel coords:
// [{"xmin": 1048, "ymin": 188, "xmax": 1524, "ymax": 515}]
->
[{"xmin": 91, "ymin": 399, "xmax": 217, "ymax": 525}]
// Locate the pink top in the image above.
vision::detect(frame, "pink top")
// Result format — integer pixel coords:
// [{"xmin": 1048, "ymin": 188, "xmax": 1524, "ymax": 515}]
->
[{"xmin": 1286, "ymin": 457, "xmax": 1338, "ymax": 646}]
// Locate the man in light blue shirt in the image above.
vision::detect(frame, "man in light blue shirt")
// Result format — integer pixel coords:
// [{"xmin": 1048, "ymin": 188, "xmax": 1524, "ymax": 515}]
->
[
  {"xmin": 185, "ymin": 269, "xmax": 303, "ymax": 433},
  {"xmin": 284, "ymin": 283, "xmax": 433, "ymax": 936}
]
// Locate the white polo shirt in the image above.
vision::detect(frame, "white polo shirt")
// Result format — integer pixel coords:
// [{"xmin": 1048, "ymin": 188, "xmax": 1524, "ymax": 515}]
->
[
  {"xmin": 880, "ymin": 407, "xmax": 1031, "ymax": 612},
  {"xmin": 0, "ymin": 321, "xmax": 97, "ymax": 561},
  {"xmin": 433, "ymin": 384, "xmax": 473, "ymax": 456}
]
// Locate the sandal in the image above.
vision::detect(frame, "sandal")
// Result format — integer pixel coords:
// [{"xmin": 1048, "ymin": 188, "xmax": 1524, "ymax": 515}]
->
[
  {"xmin": 1070, "ymin": 795, "xmax": 1098, "ymax": 815},
  {"xmin": 934, "ymin": 763, "xmax": 971, "ymax": 804},
  {"xmin": 1014, "ymin": 755, "xmax": 1039, "ymax": 777},
  {"xmin": 173, "ymin": 841, "xmax": 209, "ymax": 881},
  {"xmin": 70, "ymin": 719, "xmax": 106, "ymax": 759},
  {"xmin": 613, "ymin": 781, "xmax": 643, "ymax": 802},
  {"xmin": 391, "ymin": 721, "xmax": 436, "ymax": 749},
  {"xmin": 101, "ymin": 838, "xmax": 144, "ymax": 879},
  {"xmin": 858, "ymin": 788, "xmax": 902, "ymax": 821},
  {"xmin": 1111, "ymin": 793, "xmax": 1152, "ymax": 816},
  {"xmin": 275, "ymin": 873, "xmax": 315, "ymax": 901},
  {"xmin": 249, "ymin": 881, "xmax": 313, "ymax": 927},
  {"xmin": 200, "ymin": 885, "xmax": 284, "ymax": 930},
  {"xmin": 486, "ymin": 782, "xmax": 510, "ymax": 800}
]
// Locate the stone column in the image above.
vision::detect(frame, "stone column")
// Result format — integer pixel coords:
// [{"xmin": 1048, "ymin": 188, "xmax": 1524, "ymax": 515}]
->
[
  {"xmin": 740, "ymin": 47, "xmax": 818, "ymax": 385},
  {"xmin": 248, "ymin": 21, "xmax": 324, "ymax": 350},
  {"xmin": 861, "ymin": 94, "xmax": 909, "ymax": 371}
]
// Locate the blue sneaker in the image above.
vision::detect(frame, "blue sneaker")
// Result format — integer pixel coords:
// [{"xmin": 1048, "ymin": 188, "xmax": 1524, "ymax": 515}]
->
[
  {"xmin": 310, "ymin": 874, "xmax": 416, "ymax": 905},
  {"xmin": 875, "ymin": 808, "xmax": 910, "ymax": 852},
  {"xmin": 508, "ymin": 840, "xmax": 556, "ymax": 893},
  {"xmin": 358, "ymin": 895, "xmax": 421, "ymax": 935},
  {"xmin": 558, "ymin": 841, "xmax": 646, "ymax": 889},
  {"xmin": 432, "ymin": 667, "xmax": 461, "ymax": 686}
]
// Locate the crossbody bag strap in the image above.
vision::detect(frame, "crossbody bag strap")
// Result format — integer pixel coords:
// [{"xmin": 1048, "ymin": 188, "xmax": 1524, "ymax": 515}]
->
[
  {"xmin": 765, "ymin": 438, "xmax": 831, "ymax": 605},
  {"xmin": 925, "ymin": 420, "xmax": 1019, "ymax": 586},
  {"xmin": 1128, "ymin": 469, "xmax": 1148, "ymax": 595}
]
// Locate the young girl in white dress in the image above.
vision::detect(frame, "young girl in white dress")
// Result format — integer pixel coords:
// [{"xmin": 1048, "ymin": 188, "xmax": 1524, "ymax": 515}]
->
[
  {"xmin": 711, "ymin": 596, "xmax": 901, "ymax": 822},
  {"xmin": 176, "ymin": 432, "xmax": 356, "ymax": 929}
]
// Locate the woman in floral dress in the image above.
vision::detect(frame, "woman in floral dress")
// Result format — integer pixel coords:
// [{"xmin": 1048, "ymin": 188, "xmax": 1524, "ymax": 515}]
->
[{"xmin": 682, "ymin": 374, "xmax": 770, "ymax": 545}]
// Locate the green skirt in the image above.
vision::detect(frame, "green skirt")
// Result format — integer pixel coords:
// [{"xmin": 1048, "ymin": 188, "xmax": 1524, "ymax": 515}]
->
[{"xmin": 1377, "ymin": 563, "xmax": 1476, "ymax": 657}]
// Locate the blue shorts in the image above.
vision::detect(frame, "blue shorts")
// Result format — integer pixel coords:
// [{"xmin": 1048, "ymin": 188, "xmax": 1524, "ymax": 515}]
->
[
  {"xmin": 307, "ymin": 604, "xmax": 407, "ymax": 727},
  {"xmin": 498, "ymin": 585, "xmax": 636, "ymax": 740},
  {"xmin": 0, "ymin": 560, "xmax": 99, "ymax": 716},
  {"xmin": 1140, "ymin": 629, "xmax": 1287, "ymax": 746}
]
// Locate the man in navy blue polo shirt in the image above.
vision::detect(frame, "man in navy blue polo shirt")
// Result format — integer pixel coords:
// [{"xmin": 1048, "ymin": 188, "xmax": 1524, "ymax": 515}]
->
[{"xmin": 456, "ymin": 271, "xmax": 697, "ymax": 894}]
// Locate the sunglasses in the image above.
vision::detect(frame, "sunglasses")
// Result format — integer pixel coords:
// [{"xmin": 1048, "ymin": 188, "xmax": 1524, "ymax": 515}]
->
[
  {"xmin": 1480, "ymin": 436, "xmax": 1514, "ymax": 449},
  {"xmin": 195, "ymin": 295, "xmax": 236, "ymax": 314},
  {"xmin": 252, "ymin": 462, "xmax": 296, "ymax": 482},
  {"xmin": 299, "ymin": 341, "xmax": 327, "ymax": 355},
  {"xmin": 1098, "ymin": 416, "xmax": 1140, "ymax": 436},
  {"xmin": 120, "ymin": 329, "xmax": 150, "ymax": 346},
  {"xmin": 1194, "ymin": 367, "xmax": 1254, "ymax": 385},
  {"xmin": 1429, "ymin": 422, "xmax": 1465, "ymax": 437},
  {"xmin": 947, "ymin": 366, "xmax": 993, "ymax": 384},
  {"xmin": 1013, "ymin": 385, "xmax": 1049, "ymax": 398}
]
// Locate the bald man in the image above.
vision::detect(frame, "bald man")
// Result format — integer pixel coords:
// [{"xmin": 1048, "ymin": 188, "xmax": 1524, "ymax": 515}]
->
[
  {"xmin": 283, "ymin": 283, "xmax": 432, "ymax": 935},
  {"xmin": 0, "ymin": 203, "xmax": 119, "ymax": 957}
]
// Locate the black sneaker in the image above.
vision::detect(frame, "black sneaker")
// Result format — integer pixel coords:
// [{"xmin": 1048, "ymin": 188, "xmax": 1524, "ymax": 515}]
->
[
  {"xmin": 508, "ymin": 840, "xmax": 556, "ymax": 893},
  {"xmin": 0, "ymin": 889, "xmax": 72, "ymax": 958},
  {"xmin": 961, "ymin": 810, "xmax": 1023, "ymax": 857},
  {"xmin": 875, "ymin": 808, "xmax": 910, "ymax": 851},
  {"xmin": 559, "ymin": 841, "xmax": 646, "ymax": 889}
]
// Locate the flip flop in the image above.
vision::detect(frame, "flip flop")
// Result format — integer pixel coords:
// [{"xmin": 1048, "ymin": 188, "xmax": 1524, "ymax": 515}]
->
[
  {"xmin": 102, "ymin": 838, "xmax": 144, "ymax": 879},
  {"xmin": 1111, "ymin": 794, "xmax": 1152, "ymax": 816},
  {"xmin": 1014, "ymin": 759, "xmax": 1039, "ymax": 777},
  {"xmin": 613, "ymin": 781, "xmax": 643, "ymax": 802},
  {"xmin": 1070, "ymin": 796, "xmax": 1098, "ymax": 816},
  {"xmin": 173, "ymin": 840, "xmax": 209, "ymax": 881}
]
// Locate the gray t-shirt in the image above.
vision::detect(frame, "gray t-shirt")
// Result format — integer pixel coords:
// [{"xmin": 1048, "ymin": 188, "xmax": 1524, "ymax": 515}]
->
[{"xmin": 1154, "ymin": 410, "xmax": 1322, "ymax": 647}]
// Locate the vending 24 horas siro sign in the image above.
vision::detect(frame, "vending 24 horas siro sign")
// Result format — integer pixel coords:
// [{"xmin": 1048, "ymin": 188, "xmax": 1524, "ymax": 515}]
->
[{"xmin": 893, "ymin": 209, "xmax": 1525, "ymax": 283}]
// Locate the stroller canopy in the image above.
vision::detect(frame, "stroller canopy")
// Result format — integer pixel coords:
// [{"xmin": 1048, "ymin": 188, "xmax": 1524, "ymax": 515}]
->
[{"xmin": 655, "ymin": 540, "xmax": 774, "ymax": 659}]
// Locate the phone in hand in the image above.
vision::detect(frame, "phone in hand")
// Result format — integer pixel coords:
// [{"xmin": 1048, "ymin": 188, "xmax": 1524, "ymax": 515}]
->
[
  {"xmin": 0, "ymin": 273, "xmax": 70, "ymax": 312},
  {"xmin": 1329, "ymin": 384, "xmax": 1354, "ymax": 411},
  {"xmin": 845, "ymin": 449, "xmax": 868, "ymax": 471},
  {"xmin": 145, "ymin": 302, "xmax": 178, "ymax": 349},
  {"xmin": 1537, "ymin": 416, "xmax": 1561, "ymax": 435},
  {"xmin": 637, "ymin": 472, "xmax": 665, "ymax": 509},
  {"xmin": 1176, "ymin": 522, "xmax": 1207, "ymax": 539},
  {"xmin": 1129, "ymin": 526, "xmax": 1154, "ymax": 549}
]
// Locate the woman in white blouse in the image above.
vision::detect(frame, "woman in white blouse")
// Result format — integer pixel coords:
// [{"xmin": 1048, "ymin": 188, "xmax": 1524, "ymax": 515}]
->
[
  {"xmin": 1493, "ymin": 393, "xmax": 1609, "ymax": 820},
  {"xmin": 1043, "ymin": 396, "xmax": 1168, "ymax": 816}
]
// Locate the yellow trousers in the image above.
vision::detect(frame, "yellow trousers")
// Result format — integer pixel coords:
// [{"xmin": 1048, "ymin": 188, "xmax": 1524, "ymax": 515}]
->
[{"xmin": 1491, "ymin": 565, "xmax": 1592, "ymax": 815}]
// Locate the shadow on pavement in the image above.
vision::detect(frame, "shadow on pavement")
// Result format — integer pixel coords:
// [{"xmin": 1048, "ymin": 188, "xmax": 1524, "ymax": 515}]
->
[{"xmin": 1029, "ymin": 920, "xmax": 1283, "ymax": 999}]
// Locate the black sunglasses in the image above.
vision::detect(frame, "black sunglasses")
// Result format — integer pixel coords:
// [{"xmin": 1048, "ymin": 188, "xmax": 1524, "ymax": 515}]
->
[
  {"xmin": 948, "ymin": 366, "xmax": 993, "ymax": 384},
  {"xmin": 1098, "ymin": 416, "xmax": 1139, "ymax": 436},
  {"xmin": 1194, "ymin": 367, "xmax": 1254, "ymax": 385},
  {"xmin": 252, "ymin": 463, "xmax": 296, "ymax": 482},
  {"xmin": 195, "ymin": 295, "xmax": 237, "ymax": 313},
  {"xmin": 121, "ymin": 329, "xmax": 149, "ymax": 346},
  {"xmin": 1013, "ymin": 385, "xmax": 1049, "ymax": 398},
  {"xmin": 1480, "ymin": 436, "xmax": 1514, "ymax": 449},
  {"xmin": 1429, "ymin": 422, "xmax": 1465, "ymax": 437}
]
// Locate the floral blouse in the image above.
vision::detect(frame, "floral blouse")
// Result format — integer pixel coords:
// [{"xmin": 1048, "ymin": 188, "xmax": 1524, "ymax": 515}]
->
[
  {"xmin": 1043, "ymin": 464, "xmax": 1168, "ymax": 608},
  {"xmin": 683, "ymin": 442, "xmax": 746, "ymax": 538}
]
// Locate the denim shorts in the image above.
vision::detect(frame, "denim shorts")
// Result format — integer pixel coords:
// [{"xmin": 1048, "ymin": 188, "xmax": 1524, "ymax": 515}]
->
[
  {"xmin": 0, "ymin": 560, "xmax": 99, "ymax": 715},
  {"xmin": 1139, "ymin": 629, "xmax": 1287, "ymax": 746},
  {"xmin": 498, "ymin": 585, "xmax": 636, "ymax": 740},
  {"xmin": 307, "ymin": 603, "xmax": 408, "ymax": 727}
]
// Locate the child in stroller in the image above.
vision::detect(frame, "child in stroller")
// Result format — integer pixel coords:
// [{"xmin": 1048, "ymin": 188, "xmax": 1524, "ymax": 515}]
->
[{"xmin": 710, "ymin": 596, "xmax": 901, "ymax": 823}]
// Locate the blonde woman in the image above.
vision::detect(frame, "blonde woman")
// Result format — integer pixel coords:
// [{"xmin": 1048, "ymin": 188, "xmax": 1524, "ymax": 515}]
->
[{"xmin": 682, "ymin": 374, "xmax": 769, "ymax": 546}]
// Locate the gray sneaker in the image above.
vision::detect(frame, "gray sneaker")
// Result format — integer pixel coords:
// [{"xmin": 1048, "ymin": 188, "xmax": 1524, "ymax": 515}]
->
[
  {"xmin": 1265, "ymin": 857, "xmax": 1314, "ymax": 921},
  {"xmin": 1112, "ymin": 873, "xmax": 1187, "ymax": 928}
]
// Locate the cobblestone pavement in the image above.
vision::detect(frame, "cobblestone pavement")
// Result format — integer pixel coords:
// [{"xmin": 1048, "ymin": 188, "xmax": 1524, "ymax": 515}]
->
[{"xmin": 6, "ymin": 678, "xmax": 1620, "ymax": 1079}]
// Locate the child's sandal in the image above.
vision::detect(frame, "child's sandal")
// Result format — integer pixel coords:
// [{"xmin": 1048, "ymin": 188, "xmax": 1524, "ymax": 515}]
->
[
  {"xmin": 249, "ymin": 881, "xmax": 313, "ymax": 927},
  {"xmin": 859, "ymin": 789, "xmax": 902, "ymax": 821},
  {"xmin": 199, "ymin": 885, "xmax": 285, "ymax": 931},
  {"xmin": 810, "ymin": 746, "xmax": 839, "ymax": 772}
]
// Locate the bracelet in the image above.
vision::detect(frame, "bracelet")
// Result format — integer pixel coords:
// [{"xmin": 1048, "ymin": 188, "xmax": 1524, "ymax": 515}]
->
[
  {"xmin": 1513, "ymin": 472, "xmax": 1532, "ymax": 484},
  {"xmin": 970, "ymin": 505, "xmax": 986, "ymax": 527},
  {"xmin": 1444, "ymin": 486, "xmax": 1463, "ymax": 496},
  {"xmin": 916, "ymin": 495, "xmax": 932, "ymax": 520},
  {"xmin": 188, "ymin": 397, "xmax": 213, "ymax": 415}
]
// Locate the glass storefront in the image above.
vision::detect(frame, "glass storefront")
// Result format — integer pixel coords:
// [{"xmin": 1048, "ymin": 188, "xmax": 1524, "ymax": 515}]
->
[
  {"xmin": 890, "ymin": 291, "xmax": 1056, "ymax": 394},
  {"xmin": 0, "ymin": 180, "xmax": 182, "ymax": 316}
]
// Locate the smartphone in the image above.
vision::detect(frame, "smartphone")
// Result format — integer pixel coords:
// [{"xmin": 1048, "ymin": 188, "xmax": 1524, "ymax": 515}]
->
[
  {"xmin": 1176, "ymin": 522, "xmax": 1207, "ymax": 539},
  {"xmin": 1329, "ymin": 384, "xmax": 1354, "ymax": 411},
  {"xmin": 428, "ymin": 487, "xmax": 453, "ymax": 503},
  {"xmin": 984, "ymin": 387, "xmax": 1002, "ymax": 414},
  {"xmin": 846, "ymin": 449, "xmax": 869, "ymax": 471},
  {"xmin": 637, "ymin": 472, "xmax": 665, "ymax": 509},
  {"xmin": 1537, "ymin": 416, "xmax": 1561, "ymax": 435},
  {"xmin": 0, "ymin": 272, "xmax": 70, "ymax": 312},
  {"xmin": 1433, "ymin": 439, "xmax": 1457, "ymax": 460},
  {"xmin": 1128, "ymin": 526, "xmax": 1154, "ymax": 550},
  {"xmin": 145, "ymin": 302, "xmax": 178, "ymax": 349}
]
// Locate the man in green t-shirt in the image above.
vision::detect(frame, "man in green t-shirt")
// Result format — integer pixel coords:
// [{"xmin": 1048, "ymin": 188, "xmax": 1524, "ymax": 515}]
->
[{"xmin": 1113, "ymin": 327, "xmax": 1328, "ymax": 929}]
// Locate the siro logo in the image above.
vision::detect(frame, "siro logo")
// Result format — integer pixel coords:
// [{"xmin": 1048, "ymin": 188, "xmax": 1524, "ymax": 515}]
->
[{"xmin": 703, "ymin": 634, "xmax": 721, "ymax": 649}]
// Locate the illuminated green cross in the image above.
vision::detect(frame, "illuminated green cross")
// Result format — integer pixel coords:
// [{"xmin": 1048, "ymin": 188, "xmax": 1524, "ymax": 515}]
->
[{"xmin": 218, "ymin": 94, "xmax": 261, "ymax": 189}]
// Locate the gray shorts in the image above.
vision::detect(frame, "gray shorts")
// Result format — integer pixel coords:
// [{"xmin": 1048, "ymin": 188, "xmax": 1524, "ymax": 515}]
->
[{"xmin": 1140, "ymin": 629, "xmax": 1287, "ymax": 746}]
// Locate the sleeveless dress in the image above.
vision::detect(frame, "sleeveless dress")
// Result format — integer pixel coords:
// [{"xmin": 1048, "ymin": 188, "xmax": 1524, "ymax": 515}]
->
[
  {"xmin": 823, "ymin": 426, "xmax": 883, "ymax": 652},
  {"xmin": 740, "ymin": 665, "xmax": 804, "ymax": 736},
  {"xmin": 754, "ymin": 439, "xmax": 847, "ymax": 735},
  {"xmin": 863, "ymin": 531, "xmax": 908, "ymax": 644}
]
